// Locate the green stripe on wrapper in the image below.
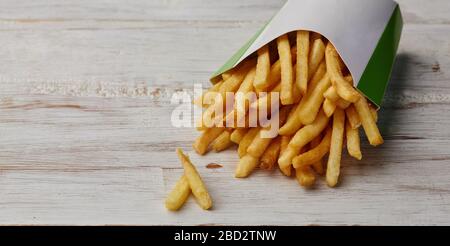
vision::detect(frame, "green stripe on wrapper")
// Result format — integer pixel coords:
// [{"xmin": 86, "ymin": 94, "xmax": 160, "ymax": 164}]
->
[{"xmin": 356, "ymin": 5, "xmax": 403, "ymax": 108}]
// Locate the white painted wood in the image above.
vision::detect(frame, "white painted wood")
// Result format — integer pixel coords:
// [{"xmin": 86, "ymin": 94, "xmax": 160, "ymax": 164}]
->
[{"xmin": 0, "ymin": 0, "xmax": 449, "ymax": 225}]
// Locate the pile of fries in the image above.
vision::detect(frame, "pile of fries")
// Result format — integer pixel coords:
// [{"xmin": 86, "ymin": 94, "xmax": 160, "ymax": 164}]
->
[{"xmin": 193, "ymin": 31, "xmax": 383, "ymax": 188}]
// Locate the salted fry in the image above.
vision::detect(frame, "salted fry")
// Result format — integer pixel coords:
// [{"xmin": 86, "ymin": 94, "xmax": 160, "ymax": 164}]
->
[
  {"xmin": 296, "ymin": 166, "xmax": 316, "ymax": 187},
  {"xmin": 230, "ymin": 128, "xmax": 248, "ymax": 144},
  {"xmin": 194, "ymin": 80, "xmax": 223, "ymax": 108},
  {"xmin": 293, "ymin": 127, "xmax": 332, "ymax": 169},
  {"xmin": 165, "ymin": 175, "xmax": 191, "ymax": 211},
  {"xmin": 345, "ymin": 105, "xmax": 361, "ymax": 129},
  {"xmin": 323, "ymin": 98, "xmax": 336, "ymax": 117},
  {"xmin": 238, "ymin": 127, "xmax": 260, "ymax": 157},
  {"xmin": 310, "ymin": 135, "xmax": 325, "ymax": 175},
  {"xmin": 212, "ymin": 129, "xmax": 233, "ymax": 152},
  {"xmin": 326, "ymin": 108, "xmax": 345, "ymax": 187},
  {"xmin": 278, "ymin": 110, "xmax": 329, "ymax": 171},
  {"xmin": 346, "ymin": 121, "xmax": 362, "ymax": 160},
  {"xmin": 176, "ymin": 148, "xmax": 212, "ymax": 210},
  {"xmin": 193, "ymin": 127, "xmax": 225, "ymax": 155},
  {"xmin": 297, "ymin": 74, "xmax": 331, "ymax": 124},
  {"xmin": 325, "ymin": 43, "xmax": 360, "ymax": 103},
  {"xmin": 308, "ymin": 38, "xmax": 326, "ymax": 79},
  {"xmin": 254, "ymin": 45, "xmax": 271, "ymax": 89},
  {"xmin": 354, "ymin": 96, "xmax": 383, "ymax": 146},
  {"xmin": 296, "ymin": 31, "xmax": 310, "ymax": 94},
  {"xmin": 323, "ymin": 86, "xmax": 339, "ymax": 102},
  {"xmin": 260, "ymin": 136, "xmax": 282, "ymax": 170},
  {"xmin": 235, "ymin": 154, "xmax": 259, "ymax": 178},
  {"xmin": 279, "ymin": 135, "xmax": 292, "ymax": 176},
  {"xmin": 277, "ymin": 34, "xmax": 294, "ymax": 105}
]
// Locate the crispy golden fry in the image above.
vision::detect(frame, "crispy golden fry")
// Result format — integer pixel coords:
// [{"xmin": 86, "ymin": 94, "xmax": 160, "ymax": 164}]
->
[
  {"xmin": 326, "ymin": 108, "xmax": 345, "ymax": 187},
  {"xmin": 230, "ymin": 128, "xmax": 248, "ymax": 144},
  {"xmin": 176, "ymin": 148, "xmax": 212, "ymax": 210},
  {"xmin": 193, "ymin": 127, "xmax": 225, "ymax": 155},
  {"xmin": 346, "ymin": 121, "xmax": 362, "ymax": 160},
  {"xmin": 260, "ymin": 136, "xmax": 282, "ymax": 170},
  {"xmin": 296, "ymin": 166, "xmax": 316, "ymax": 187},
  {"xmin": 336, "ymin": 98, "xmax": 351, "ymax": 109},
  {"xmin": 278, "ymin": 61, "xmax": 326, "ymax": 136},
  {"xmin": 308, "ymin": 38, "xmax": 326, "ymax": 80},
  {"xmin": 297, "ymin": 74, "xmax": 331, "ymax": 124},
  {"xmin": 279, "ymin": 135, "xmax": 292, "ymax": 176},
  {"xmin": 165, "ymin": 175, "xmax": 191, "ymax": 211},
  {"xmin": 370, "ymin": 106, "xmax": 378, "ymax": 123},
  {"xmin": 323, "ymin": 86, "xmax": 340, "ymax": 102},
  {"xmin": 222, "ymin": 69, "xmax": 234, "ymax": 81},
  {"xmin": 325, "ymin": 43, "xmax": 360, "ymax": 103},
  {"xmin": 264, "ymin": 47, "xmax": 297, "ymax": 91},
  {"xmin": 235, "ymin": 154, "xmax": 259, "ymax": 178},
  {"xmin": 278, "ymin": 110, "xmax": 329, "ymax": 171},
  {"xmin": 246, "ymin": 106, "xmax": 290, "ymax": 158},
  {"xmin": 253, "ymin": 45, "xmax": 271, "ymax": 89},
  {"xmin": 194, "ymin": 80, "xmax": 224, "ymax": 108},
  {"xmin": 293, "ymin": 127, "xmax": 332, "ymax": 169},
  {"xmin": 310, "ymin": 135, "xmax": 325, "ymax": 175},
  {"xmin": 296, "ymin": 31, "xmax": 310, "ymax": 95},
  {"xmin": 354, "ymin": 96, "xmax": 384, "ymax": 146},
  {"xmin": 323, "ymin": 98, "xmax": 336, "ymax": 117},
  {"xmin": 200, "ymin": 59, "xmax": 255, "ymax": 128},
  {"xmin": 345, "ymin": 105, "xmax": 361, "ymax": 129},
  {"xmin": 277, "ymin": 34, "xmax": 294, "ymax": 105},
  {"xmin": 238, "ymin": 127, "xmax": 260, "ymax": 158},
  {"xmin": 212, "ymin": 129, "xmax": 233, "ymax": 152}
]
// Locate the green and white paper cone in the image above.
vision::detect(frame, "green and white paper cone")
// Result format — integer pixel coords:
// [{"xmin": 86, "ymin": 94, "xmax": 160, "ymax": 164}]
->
[{"xmin": 211, "ymin": 0, "xmax": 403, "ymax": 107}]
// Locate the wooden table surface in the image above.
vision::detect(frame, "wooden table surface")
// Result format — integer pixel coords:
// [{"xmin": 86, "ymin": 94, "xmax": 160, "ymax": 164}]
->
[{"xmin": 0, "ymin": 0, "xmax": 449, "ymax": 226}]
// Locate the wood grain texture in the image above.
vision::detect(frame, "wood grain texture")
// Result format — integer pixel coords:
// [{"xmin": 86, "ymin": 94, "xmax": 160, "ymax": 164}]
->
[{"xmin": 0, "ymin": 0, "xmax": 449, "ymax": 225}]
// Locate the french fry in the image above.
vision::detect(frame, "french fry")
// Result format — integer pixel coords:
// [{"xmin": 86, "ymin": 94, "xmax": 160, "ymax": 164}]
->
[
  {"xmin": 246, "ymin": 106, "xmax": 290, "ymax": 158},
  {"xmin": 296, "ymin": 31, "xmax": 310, "ymax": 94},
  {"xmin": 297, "ymin": 74, "xmax": 331, "ymax": 124},
  {"xmin": 345, "ymin": 105, "xmax": 361, "ymax": 129},
  {"xmin": 310, "ymin": 32, "xmax": 322, "ymax": 42},
  {"xmin": 176, "ymin": 148, "xmax": 212, "ymax": 210},
  {"xmin": 230, "ymin": 128, "xmax": 248, "ymax": 144},
  {"xmin": 260, "ymin": 136, "xmax": 282, "ymax": 170},
  {"xmin": 346, "ymin": 121, "xmax": 362, "ymax": 160},
  {"xmin": 296, "ymin": 166, "xmax": 316, "ymax": 187},
  {"xmin": 310, "ymin": 135, "xmax": 325, "ymax": 176},
  {"xmin": 277, "ymin": 34, "xmax": 294, "ymax": 105},
  {"xmin": 222, "ymin": 69, "xmax": 234, "ymax": 81},
  {"xmin": 279, "ymin": 135, "xmax": 292, "ymax": 176},
  {"xmin": 308, "ymin": 38, "xmax": 326, "ymax": 79},
  {"xmin": 323, "ymin": 86, "xmax": 340, "ymax": 102},
  {"xmin": 194, "ymin": 80, "xmax": 223, "ymax": 108},
  {"xmin": 323, "ymin": 98, "xmax": 336, "ymax": 117},
  {"xmin": 165, "ymin": 175, "xmax": 191, "ymax": 211},
  {"xmin": 235, "ymin": 154, "xmax": 259, "ymax": 178},
  {"xmin": 278, "ymin": 110, "xmax": 329, "ymax": 172},
  {"xmin": 238, "ymin": 127, "xmax": 260, "ymax": 158},
  {"xmin": 264, "ymin": 47, "xmax": 297, "ymax": 91},
  {"xmin": 354, "ymin": 96, "xmax": 383, "ymax": 146},
  {"xmin": 336, "ymin": 98, "xmax": 351, "ymax": 109},
  {"xmin": 253, "ymin": 45, "xmax": 271, "ymax": 89},
  {"xmin": 370, "ymin": 106, "xmax": 378, "ymax": 123},
  {"xmin": 193, "ymin": 127, "xmax": 225, "ymax": 155},
  {"xmin": 278, "ymin": 61, "xmax": 326, "ymax": 135},
  {"xmin": 325, "ymin": 43, "xmax": 360, "ymax": 103},
  {"xmin": 326, "ymin": 108, "xmax": 345, "ymax": 187},
  {"xmin": 293, "ymin": 126, "xmax": 332, "ymax": 169},
  {"xmin": 212, "ymin": 129, "xmax": 233, "ymax": 152}
]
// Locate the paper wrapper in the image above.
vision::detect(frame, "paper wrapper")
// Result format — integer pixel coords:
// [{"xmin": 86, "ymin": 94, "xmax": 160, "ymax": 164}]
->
[{"xmin": 210, "ymin": 0, "xmax": 403, "ymax": 107}]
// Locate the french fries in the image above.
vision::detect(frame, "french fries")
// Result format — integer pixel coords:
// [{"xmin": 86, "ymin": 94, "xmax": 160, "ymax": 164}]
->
[
  {"xmin": 165, "ymin": 175, "xmax": 191, "ymax": 211},
  {"xmin": 177, "ymin": 148, "xmax": 212, "ymax": 210},
  {"xmin": 187, "ymin": 29, "xmax": 386, "ymax": 197}
]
